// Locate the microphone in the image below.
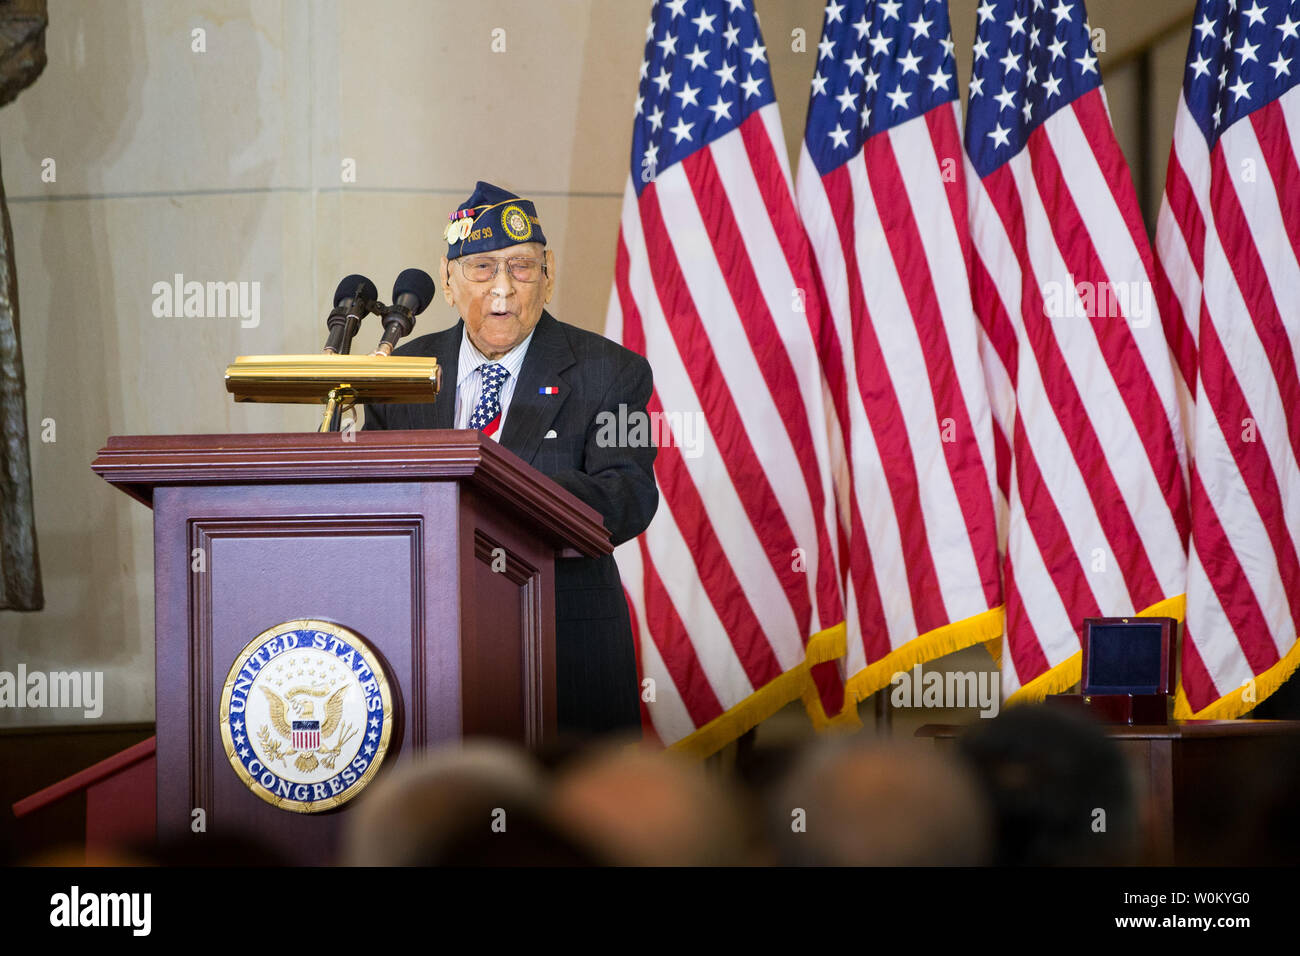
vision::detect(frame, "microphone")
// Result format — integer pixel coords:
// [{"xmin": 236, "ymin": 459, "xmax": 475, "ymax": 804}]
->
[
  {"xmin": 323, "ymin": 274, "xmax": 379, "ymax": 354},
  {"xmin": 372, "ymin": 268, "xmax": 437, "ymax": 356}
]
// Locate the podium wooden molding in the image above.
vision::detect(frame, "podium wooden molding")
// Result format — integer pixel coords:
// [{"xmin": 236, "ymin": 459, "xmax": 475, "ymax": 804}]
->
[
  {"xmin": 90, "ymin": 429, "xmax": 611, "ymax": 863},
  {"xmin": 92, "ymin": 430, "xmax": 610, "ymax": 555}
]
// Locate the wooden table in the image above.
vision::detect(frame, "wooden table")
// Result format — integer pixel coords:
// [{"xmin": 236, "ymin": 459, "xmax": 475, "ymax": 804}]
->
[{"xmin": 917, "ymin": 720, "xmax": 1300, "ymax": 865}]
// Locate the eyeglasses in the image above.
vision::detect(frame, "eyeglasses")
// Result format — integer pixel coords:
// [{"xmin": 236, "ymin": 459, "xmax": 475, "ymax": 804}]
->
[{"xmin": 456, "ymin": 256, "xmax": 547, "ymax": 283}]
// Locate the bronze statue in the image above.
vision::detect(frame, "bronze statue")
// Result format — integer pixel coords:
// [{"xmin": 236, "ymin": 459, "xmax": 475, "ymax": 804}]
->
[{"xmin": 0, "ymin": 0, "xmax": 46, "ymax": 610}]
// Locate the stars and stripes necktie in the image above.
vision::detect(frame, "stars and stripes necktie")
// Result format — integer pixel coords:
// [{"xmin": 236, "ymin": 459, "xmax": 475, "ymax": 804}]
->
[{"xmin": 467, "ymin": 363, "xmax": 510, "ymax": 437}]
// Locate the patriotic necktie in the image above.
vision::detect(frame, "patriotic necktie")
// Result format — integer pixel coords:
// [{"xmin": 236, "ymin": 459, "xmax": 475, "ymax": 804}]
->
[{"xmin": 467, "ymin": 363, "xmax": 509, "ymax": 437}]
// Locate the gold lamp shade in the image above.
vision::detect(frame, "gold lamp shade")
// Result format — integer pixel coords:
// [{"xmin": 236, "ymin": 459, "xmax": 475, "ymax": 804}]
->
[{"xmin": 225, "ymin": 354, "xmax": 441, "ymax": 405}]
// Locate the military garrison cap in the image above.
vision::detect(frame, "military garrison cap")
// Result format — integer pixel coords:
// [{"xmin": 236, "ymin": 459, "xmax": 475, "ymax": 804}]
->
[{"xmin": 443, "ymin": 180, "xmax": 546, "ymax": 260}]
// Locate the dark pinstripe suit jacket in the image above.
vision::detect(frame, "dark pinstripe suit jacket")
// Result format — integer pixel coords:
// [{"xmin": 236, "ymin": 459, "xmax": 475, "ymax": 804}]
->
[{"xmin": 364, "ymin": 310, "xmax": 658, "ymax": 735}]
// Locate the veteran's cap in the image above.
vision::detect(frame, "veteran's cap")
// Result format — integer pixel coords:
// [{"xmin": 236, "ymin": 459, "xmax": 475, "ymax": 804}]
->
[{"xmin": 443, "ymin": 181, "xmax": 546, "ymax": 259}]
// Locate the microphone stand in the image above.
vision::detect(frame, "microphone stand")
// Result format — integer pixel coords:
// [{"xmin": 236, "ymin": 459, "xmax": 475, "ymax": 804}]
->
[{"xmin": 320, "ymin": 300, "xmax": 388, "ymax": 432}]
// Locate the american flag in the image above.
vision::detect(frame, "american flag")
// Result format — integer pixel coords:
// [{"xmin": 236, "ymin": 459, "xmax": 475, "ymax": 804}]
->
[
  {"xmin": 795, "ymin": 0, "xmax": 1004, "ymax": 704},
  {"xmin": 963, "ymin": 0, "xmax": 1190, "ymax": 701},
  {"xmin": 605, "ymin": 0, "xmax": 851, "ymax": 754},
  {"xmin": 1155, "ymin": 0, "xmax": 1300, "ymax": 717}
]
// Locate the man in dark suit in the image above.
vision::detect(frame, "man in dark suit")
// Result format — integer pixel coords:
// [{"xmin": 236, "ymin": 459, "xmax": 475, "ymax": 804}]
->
[{"xmin": 364, "ymin": 182, "xmax": 658, "ymax": 737}]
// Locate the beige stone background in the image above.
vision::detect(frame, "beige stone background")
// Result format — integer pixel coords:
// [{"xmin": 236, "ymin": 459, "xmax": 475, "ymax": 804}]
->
[{"xmin": 0, "ymin": 0, "xmax": 1195, "ymax": 729}]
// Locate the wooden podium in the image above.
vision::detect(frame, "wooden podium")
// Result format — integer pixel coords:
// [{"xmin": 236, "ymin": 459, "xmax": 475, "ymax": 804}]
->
[{"xmin": 89, "ymin": 429, "xmax": 611, "ymax": 863}]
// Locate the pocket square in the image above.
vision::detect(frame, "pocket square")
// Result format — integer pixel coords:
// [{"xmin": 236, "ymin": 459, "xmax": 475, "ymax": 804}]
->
[{"xmin": 544, "ymin": 429, "xmax": 558, "ymax": 439}]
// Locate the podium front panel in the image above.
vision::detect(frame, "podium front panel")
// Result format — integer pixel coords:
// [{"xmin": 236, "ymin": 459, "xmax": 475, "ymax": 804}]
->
[{"xmin": 151, "ymin": 478, "xmax": 555, "ymax": 863}]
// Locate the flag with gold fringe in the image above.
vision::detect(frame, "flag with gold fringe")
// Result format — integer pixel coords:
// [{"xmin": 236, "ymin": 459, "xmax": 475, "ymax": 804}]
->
[
  {"xmin": 605, "ymin": 0, "xmax": 852, "ymax": 754},
  {"xmin": 1154, "ymin": 0, "xmax": 1300, "ymax": 718},
  {"xmin": 795, "ymin": 0, "xmax": 1005, "ymax": 712},
  {"xmin": 963, "ymin": 0, "xmax": 1190, "ymax": 702}
]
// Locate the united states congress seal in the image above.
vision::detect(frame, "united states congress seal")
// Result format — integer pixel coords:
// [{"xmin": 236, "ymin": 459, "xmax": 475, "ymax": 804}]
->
[{"xmin": 219, "ymin": 620, "xmax": 393, "ymax": 813}]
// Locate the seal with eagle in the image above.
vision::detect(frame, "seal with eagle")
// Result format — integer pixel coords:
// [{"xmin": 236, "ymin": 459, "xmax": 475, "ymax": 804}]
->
[{"xmin": 257, "ymin": 683, "xmax": 355, "ymax": 773}]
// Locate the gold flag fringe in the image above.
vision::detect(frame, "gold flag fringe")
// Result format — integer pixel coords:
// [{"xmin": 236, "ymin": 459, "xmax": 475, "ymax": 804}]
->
[{"xmin": 667, "ymin": 621, "xmax": 849, "ymax": 759}]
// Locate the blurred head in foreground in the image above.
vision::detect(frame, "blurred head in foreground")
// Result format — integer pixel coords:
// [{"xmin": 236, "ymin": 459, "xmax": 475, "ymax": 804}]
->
[
  {"xmin": 343, "ymin": 739, "xmax": 594, "ymax": 866},
  {"xmin": 548, "ymin": 741, "xmax": 754, "ymax": 866},
  {"xmin": 769, "ymin": 737, "xmax": 992, "ymax": 866},
  {"xmin": 956, "ymin": 705, "xmax": 1137, "ymax": 866}
]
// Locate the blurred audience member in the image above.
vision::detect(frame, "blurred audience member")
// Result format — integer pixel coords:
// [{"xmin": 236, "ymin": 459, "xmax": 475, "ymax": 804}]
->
[
  {"xmin": 768, "ymin": 736, "xmax": 992, "ymax": 866},
  {"xmin": 432, "ymin": 803, "xmax": 603, "ymax": 866},
  {"xmin": 957, "ymin": 705, "xmax": 1137, "ymax": 866},
  {"xmin": 343, "ymin": 738, "xmax": 584, "ymax": 866},
  {"xmin": 549, "ymin": 740, "xmax": 755, "ymax": 865}
]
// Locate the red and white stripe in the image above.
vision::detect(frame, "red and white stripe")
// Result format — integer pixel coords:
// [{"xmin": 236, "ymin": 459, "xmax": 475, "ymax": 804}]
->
[
  {"xmin": 1155, "ymin": 86, "xmax": 1300, "ymax": 717},
  {"xmin": 796, "ymin": 101, "xmax": 1004, "ymax": 701},
  {"xmin": 968, "ymin": 88, "xmax": 1190, "ymax": 700},
  {"xmin": 606, "ymin": 103, "xmax": 848, "ymax": 751}
]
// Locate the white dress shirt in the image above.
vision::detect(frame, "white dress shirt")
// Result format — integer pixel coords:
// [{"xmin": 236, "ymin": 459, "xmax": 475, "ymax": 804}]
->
[{"xmin": 453, "ymin": 324, "xmax": 536, "ymax": 439}]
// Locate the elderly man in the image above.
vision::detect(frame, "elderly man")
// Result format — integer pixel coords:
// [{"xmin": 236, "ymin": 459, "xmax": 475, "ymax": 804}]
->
[{"xmin": 364, "ymin": 181, "xmax": 658, "ymax": 737}]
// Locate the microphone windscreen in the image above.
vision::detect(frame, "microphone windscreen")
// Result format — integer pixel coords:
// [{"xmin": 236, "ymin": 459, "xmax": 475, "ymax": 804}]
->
[
  {"xmin": 393, "ymin": 268, "xmax": 437, "ymax": 315},
  {"xmin": 334, "ymin": 274, "xmax": 378, "ymax": 307}
]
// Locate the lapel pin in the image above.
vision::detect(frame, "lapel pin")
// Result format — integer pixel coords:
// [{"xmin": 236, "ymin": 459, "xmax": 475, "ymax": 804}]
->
[{"xmin": 539, "ymin": 386, "xmax": 559, "ymax": 394}]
